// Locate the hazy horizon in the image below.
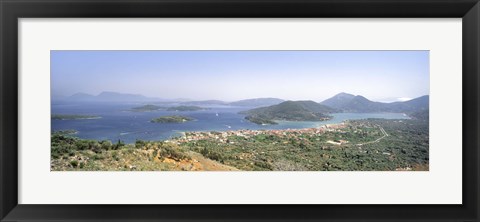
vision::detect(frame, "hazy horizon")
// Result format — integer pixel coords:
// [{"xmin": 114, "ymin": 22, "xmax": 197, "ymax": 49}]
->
[
  {"xmin": 51, "ymin": 50, "xmax": 429, "ymax": 102},
  {"xmin": 57, "ymin": 90, "xmax": 428, "ymax": 103}
]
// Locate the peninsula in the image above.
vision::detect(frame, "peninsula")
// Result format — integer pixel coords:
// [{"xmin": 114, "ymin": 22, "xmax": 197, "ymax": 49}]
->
[{"xmin": 241, "ymin": 100, "xmax": 337, "ymax": 125}]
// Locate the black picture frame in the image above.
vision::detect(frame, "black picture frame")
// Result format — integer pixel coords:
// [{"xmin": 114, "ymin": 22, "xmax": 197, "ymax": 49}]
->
[{"xmin": 1, "ymin": 0, "xmax": 479, "ymax": 221}]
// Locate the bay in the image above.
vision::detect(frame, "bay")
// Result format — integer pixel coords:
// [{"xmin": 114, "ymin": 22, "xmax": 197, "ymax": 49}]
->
[{"xmin": 51, "ymin": 103, "xmax": 410, "ymax": 143}]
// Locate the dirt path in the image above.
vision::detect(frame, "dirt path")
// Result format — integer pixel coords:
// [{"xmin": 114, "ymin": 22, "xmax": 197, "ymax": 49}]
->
[{"xmin": 356, "ymin": 125, "xmax": 388, "ymax": 146}]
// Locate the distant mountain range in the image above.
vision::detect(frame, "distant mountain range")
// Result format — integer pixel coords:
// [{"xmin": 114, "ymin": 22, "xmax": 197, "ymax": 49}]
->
[
  {"xmin": 58, "ymin": 91, "xmax": 428, "ymax": 115},
  {"xmin": 58, "ymin": 91, "xmax": 285, "ymax": 107},
  {"xmin": 320, "ymin": 92, "xmax": 429, "ymax": 113},
  {"xmin": 180, "ymin": 100, "xmax": 227, "ymax": 106},
  {"xmin": 240, "ymin": 100, "xmax": 337, "ymax": 125},
  {"xmin": 62, "ymin": 92, "xmax": 164, "ymax": 102},
  {"xmin": 228, "ymin": 98, "xmax": 285, "ymax": 107},
  {"xmin": 180, "ymin": 98, "xmax": 285, "ymax": 107}
]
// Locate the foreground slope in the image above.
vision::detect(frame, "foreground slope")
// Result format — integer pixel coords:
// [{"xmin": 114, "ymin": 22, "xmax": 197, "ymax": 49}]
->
[{"xmin": 50, "ymin": 136, "xmax": 238, "ymax": 171}]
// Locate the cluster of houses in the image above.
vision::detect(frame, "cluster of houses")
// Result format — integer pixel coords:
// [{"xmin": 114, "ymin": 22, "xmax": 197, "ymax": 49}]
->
[{"xmin": 173, "ymin": 123, "xmax": 349, "ymax": 144}]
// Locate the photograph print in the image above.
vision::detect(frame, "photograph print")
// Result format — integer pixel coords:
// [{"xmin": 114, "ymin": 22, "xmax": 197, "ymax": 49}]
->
[{"xmin": 51, "ymin": 50, "xmax": 429, "ymax": 171}]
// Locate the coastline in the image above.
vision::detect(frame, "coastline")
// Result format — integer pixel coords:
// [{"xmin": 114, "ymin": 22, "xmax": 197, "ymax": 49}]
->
[
  {"xmin": 170, "ymin": 122, "xmax": 348, "ymax": 144},
  {"xmin": 52, "ymin": 112, "xmax": 411, "ymax": 143}
]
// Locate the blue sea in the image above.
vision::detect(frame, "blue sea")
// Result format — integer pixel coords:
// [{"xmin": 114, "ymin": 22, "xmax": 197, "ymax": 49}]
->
[{"xmin": 51, "ymin": 103, "xmax": 410, "ymax": 143}]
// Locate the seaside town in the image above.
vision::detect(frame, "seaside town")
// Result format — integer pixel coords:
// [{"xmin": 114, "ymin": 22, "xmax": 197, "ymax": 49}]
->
[{"xmin": 174, "ymin": 123, "xmax": 348, "ymax": 144}]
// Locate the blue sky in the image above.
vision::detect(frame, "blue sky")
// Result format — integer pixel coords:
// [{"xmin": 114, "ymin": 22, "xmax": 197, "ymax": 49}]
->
[{"xmin": 51, "ymin": 50, "xmax": 429, "ymax": 102}]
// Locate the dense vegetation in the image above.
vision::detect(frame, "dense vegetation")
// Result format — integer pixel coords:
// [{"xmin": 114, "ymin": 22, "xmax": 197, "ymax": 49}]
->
[
  {"xmin": 50, "ymin": 132, "xmax": 200, "ymax": 171},
  {"xmin": 166, "ymin": 106, "xmax": 206, "ymax": 111},
  {"xmin": 241, "ymin": 100, "xmax": 335, "ymax": 124},
  {"xmin": 51, "ymin": 114, "xmax": 100, "ymax": 120},
  {"xmin": 51, "ymin": 132, "xmax": 125, "ymax": 160},
  {"xmin": 150, "ymin": 115, "xmax": 194, "ymax": 123},
  {"xmin": 178, "ymin": 119, "xmax": 428, "ymax": 171},
  {"xmin": 244, "ymin": 116, "xmax": 278, "ymax": 125}
]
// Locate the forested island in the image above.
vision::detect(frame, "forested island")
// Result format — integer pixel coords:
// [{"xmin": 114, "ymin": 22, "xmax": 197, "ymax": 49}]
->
[{"xmin": 150, "ymin": 115, "xmax": 194, "ymax": 123}]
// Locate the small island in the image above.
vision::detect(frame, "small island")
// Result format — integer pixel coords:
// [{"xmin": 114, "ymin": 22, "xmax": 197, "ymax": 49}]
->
[
  {"xmin": 52, "ymin": 114, "xmax": 101, "ymax": 120},
  {"xmin": 131, "ymin": 104, "xmax": 164, "ymax": 112},
  {"xmin": 166, "ymin": 106, "xmax": 206, "ymax": 111},
  {"xmin": 150, "ymin": 115, "xmax": 194, "ymax": 123}
]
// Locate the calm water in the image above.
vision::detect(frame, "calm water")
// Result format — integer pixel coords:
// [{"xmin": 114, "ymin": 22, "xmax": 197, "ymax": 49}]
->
[{"xmin": 51, "ymin": 103, "xmax": 410, "ymax": 143}]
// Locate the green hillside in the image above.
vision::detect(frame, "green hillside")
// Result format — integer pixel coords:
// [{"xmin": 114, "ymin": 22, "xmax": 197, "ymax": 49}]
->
[
  {"xmin": 241, "ymin": 100, "xmax": 337, "ymax": 124},
  {"xmin": 150, "ymin": 116, "xmax": 194, "ymax": 123}
]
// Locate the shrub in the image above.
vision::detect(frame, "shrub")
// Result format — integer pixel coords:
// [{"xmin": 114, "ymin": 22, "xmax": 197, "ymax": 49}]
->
[
  {"xmin": 113, "ymin": 140, "xmax": 125, "ymax": 150},
  {"xmin": 162, "ymin": 145, "xmax": 189, "ymax": 161},
  {"xmin": 135, "ymin": 140, "xmax": 146, "ymax": 149},
  {"xmin": 70, "ymin": 160, "xmax": 78, "ymax": 167},
  {"xmin": 93, "ymin": 154, "xmax": 105, "ymax": 160},
  {"xmin": 254, "ymin": 161, "xmax": 273, "ymax": 170},
  {"xmin": 200, "ymin": 148, "xmax": 225, "ymax": 162},
  {"xmin": 100, "ymin": 140, "xmax": 113, "ymax": 150},
  {"xmin": 111, "ymin": 151, "xmax": 120, "ymax": 161},
  {"xmin": 90, "ymin": 141, "xmax": 102, "ymax": 153}
]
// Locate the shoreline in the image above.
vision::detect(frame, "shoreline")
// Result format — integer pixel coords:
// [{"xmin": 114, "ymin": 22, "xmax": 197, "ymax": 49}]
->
[
  {"xmin": 53, "ymin": 121, "xmax": 349, "ymax": 144},
  {"xmin": 52, "ymin": 114, "xmax": 413, "ymax": 144},
  {"xmin": 172, "ymin": 122, "xmax": 348, "ymax": 143}
]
